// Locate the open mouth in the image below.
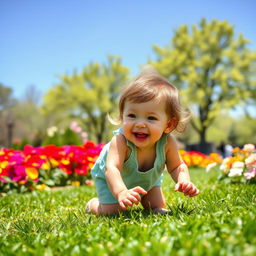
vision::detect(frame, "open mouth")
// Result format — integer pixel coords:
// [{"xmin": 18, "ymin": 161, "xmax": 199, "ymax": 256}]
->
[{"xmin": 133, "ymin": 132, "xmax": 149, "ymax": 140}]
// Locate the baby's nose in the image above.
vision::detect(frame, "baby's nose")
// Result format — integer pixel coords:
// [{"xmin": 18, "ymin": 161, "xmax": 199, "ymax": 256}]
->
[{"xmin": 135, "ymin": 120, "xmax": 146, "ymax": 128}]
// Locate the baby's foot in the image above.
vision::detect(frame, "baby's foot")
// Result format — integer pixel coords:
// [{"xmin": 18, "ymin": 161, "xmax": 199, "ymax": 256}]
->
[
  {"xmin": 85, "ymin": 198, "xmax": 98, "ymax": 213},
  {"xmin": 152, "ymin": 208, "xmax": 172, "ymax": 215}
]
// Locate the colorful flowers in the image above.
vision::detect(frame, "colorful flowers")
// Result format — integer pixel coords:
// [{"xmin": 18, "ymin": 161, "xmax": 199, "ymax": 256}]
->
[
  {"xmin": 244, "ymin": 153, "xmax": 256, "ymax": 180},
  {"xmin": 2, "ymin": 140, "xmax": 254, "ymax": 193},
  {"xmin": 0, "ymin": 142, "xmax": 103, "ymax": 192},
  {"xmin": 209, "ymin": 144, "xmax": 256, "ymax": 183},
  {"xmin": 179, "ymin": 150, "xmax": 222, "ymax": 168},
  {"xmin": 228, "ymin": 161, "xmax": 244, "ymax": 177}
]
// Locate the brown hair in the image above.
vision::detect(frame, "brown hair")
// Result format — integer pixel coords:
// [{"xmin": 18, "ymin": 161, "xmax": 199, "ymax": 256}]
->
[{"xmin": 113, "ymin": 68, "xmax": 191, "ymax": 133}]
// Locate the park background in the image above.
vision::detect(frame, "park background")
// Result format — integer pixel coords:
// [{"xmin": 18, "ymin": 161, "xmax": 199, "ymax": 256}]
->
[
  {"xmin": 1, "ymin": 1, "xmax": 256, "ymax": 255},
  {"xmin": 1, "ymin": 0, "xmax": 256, "ymax": 150}
]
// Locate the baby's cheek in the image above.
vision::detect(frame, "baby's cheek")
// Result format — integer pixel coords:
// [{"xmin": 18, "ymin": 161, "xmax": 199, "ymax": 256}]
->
[{"xmin": 122, "ymin": 127, "xmax": 130, "ymax": 137}]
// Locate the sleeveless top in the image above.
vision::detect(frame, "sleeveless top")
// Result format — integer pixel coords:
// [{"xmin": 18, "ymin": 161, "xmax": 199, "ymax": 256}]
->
[{"xmin": 91, "ymin": 128, "xmax": 168, "ymax": 192}]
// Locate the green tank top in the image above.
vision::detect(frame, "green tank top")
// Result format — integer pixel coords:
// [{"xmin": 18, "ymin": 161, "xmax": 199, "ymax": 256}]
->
[{"xmin": 92, "ymin": 128, "xmax": 168, "ymax": 192}]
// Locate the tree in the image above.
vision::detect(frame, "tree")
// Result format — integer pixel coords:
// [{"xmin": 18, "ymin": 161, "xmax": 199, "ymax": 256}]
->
[
  {"xmin": 150, "ymin": 19, "xmax": 256, "ymax": 144},
  {"xmin": 42, "ymin": 56, "xmax": 130, "ymax": 143},
  {"xmin": 13, "ymin": 85, "xmax": 45, "ymax": 145},
  {"xmin": 0, "ymin": 84, "xmax": 17, "ymax": 147},
  {"xmin": 0, "ymin": 84, "xmax": 15, "ymax": 112}
]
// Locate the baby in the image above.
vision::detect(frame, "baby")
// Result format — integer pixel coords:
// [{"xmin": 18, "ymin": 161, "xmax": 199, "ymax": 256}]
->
[{"xmin": 86, "ymin": 69, "xmax": 199, "ymax": 215}]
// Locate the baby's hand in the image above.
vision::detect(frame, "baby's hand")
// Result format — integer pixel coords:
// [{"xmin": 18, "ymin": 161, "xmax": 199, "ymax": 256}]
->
[
  {"xmin": 118, "ymin": 186, "xmax": 147, "ymax": 210},
  {"xmin": 174, "ymin": 182, "xmax": 200, "ymax": 197}
]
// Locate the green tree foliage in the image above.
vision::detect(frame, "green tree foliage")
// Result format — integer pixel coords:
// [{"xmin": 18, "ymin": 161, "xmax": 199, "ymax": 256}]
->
[
  {"xmin": 229, "ymin": 116, "xmax": 256, "ymax": 145},
  {"xmin": 12, "ymin": 85, "xmax": 46, "ymax": 146},
  {"xmin": 42, "ymin": 127, "xmax": 82, "ymax": 146},
  {"xmin": 150, "ymin": 19, "xmax": 256, "ymax": 143},
  {"xmin": 42, "ymin": 56, "xmax": 130, "ymax": 143},
  {"xmin": 0, "ymin": 84, "xmax": 17, "ymax": 147},
  {"xmin": 0, "ymin": 84, "xmax": 16, "ymax": 112}
]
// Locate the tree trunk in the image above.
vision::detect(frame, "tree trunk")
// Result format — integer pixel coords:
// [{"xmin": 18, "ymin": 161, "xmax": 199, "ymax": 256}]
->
[
  {"xmin": 199, "ymin": 126, "xmax": 207, "ymax": 144},
  {"xmin": 96, "ymin": 113, "xmax": 107, "ymax": 143}
]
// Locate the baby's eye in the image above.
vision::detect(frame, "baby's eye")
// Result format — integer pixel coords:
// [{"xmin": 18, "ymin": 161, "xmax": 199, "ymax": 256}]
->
[
  {"xmin": 127, "ymin": 113, "xmax": 136, "ymax": 118},
  {"xmin": 148, "ymin": 116, "xmax": 157, "ymax": 121}
]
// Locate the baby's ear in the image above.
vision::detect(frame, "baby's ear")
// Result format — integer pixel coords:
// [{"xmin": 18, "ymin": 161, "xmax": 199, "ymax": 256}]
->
[{"xmin": 164, "ymin": 118, "xmax": 178, "ymax": 133}]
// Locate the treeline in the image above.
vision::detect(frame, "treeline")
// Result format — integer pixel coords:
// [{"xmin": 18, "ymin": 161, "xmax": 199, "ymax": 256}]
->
[{"xmin": 1, "ymin": 19, "xmax": 255, "ymax": 148}]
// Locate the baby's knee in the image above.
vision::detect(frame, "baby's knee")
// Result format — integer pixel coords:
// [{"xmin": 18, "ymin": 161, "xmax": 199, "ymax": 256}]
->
[
  {"xmin": 142, "ymin": 200, "xmax": 165, "ymax": 210},
  {"xmin": 141, "ymin": 187, "xmax": 166, "ymax": 210}
]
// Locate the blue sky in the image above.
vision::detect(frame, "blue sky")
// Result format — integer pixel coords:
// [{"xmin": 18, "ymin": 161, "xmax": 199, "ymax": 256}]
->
[{"xmin": 1, "ymin": 0, "xmax": 256, "ymax": 99}]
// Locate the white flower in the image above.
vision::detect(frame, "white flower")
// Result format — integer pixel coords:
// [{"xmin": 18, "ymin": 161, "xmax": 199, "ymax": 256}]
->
[
  {"xmin": 47, "ymin": 126, "xmax": 58, "ymax": 137},
  {"xmin": 221, "ymin": 157, "xmax": 231, "ymax": 166},
  {"xmin": 228, "ymin": 168, "xmax": 243, "ymax": 177},
  {"xmin": 232, "ymin": 161, "xmax": 244, "ymax": 169},
  {"xmin": 206, "ymin": 162, "xmax": 217, "ymax": 172},
  {"xmin": 228, "ymin": 161, "xmax": 244, "ymax": 177},
  {"xmin": 243, "ymin": 144, "xmax": 255, "ymax": 152},
  {"xmin": 220, "ymin": 157, "xmax": 231, "ymax": 173}
]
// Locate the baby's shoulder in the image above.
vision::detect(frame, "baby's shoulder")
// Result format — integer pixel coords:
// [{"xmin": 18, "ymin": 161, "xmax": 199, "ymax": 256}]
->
[
  {"xmin": 110, "ymin": 133, "xmax": 128, "ymax": 150},
  {"xmin": 109, "ymin": 133, "xmax": 130, "ymax": 161},
  {"xmin": 164, "ymin": 134, "xmax": 178, "ymax": 154}
]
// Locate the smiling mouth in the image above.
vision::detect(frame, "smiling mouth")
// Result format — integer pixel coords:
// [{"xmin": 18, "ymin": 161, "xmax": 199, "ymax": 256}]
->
[{"xmin": 134, "ymin": 132, "xmax": 149, "ymax": 139}]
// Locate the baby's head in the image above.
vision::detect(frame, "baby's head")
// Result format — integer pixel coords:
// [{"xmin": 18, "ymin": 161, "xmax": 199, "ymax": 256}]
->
[{"xmin": 118, "ymin": 68, "xmax": 191, "ymax": 133}]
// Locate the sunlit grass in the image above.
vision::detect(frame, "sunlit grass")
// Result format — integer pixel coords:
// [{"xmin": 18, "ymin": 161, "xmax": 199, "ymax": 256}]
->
[{"xmin": 0, "ymin": 169, "xmax": 255, "ymax": 255}]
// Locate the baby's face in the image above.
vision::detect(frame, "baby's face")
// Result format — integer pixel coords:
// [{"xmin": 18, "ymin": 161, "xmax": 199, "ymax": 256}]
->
[{"xmin": 122, "ymin": 98, "xmax": 171, "ymax": 149}]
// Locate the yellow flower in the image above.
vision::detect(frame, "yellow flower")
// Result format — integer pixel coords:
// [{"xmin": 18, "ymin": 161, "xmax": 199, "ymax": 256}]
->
[
  {"xmin": 49, "ymin": 158, "xmax": 59, "ymax": 168},
  {"xmin": 0, "ymin": 161, "xmax": 8, "ymax": 169},
  {"xmin": 42, "ymin": 162, "xmax": 50, "ymax": 170},
  {"xmin": 61, "ymin": 159, "xmax": 70, "ymax": 165},
  {"xmin": 36, "ymin": 184, "xmax": 49, "ymax": 191},
  {"xmin": 71, "ymin": 181, "xmax": 80, "ymax": 186},
  {"xmin": 26, "ymin": 167, "xmax": 39, "ymax": 180}
]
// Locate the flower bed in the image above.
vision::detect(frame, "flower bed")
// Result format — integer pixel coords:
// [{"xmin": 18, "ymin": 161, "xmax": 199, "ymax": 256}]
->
[
  {"xmin": 5, "ymin": 141, "xmax": 253, "ymax": 193},
  {"xmin": 207, "ymin": 144, "xmax": 256, "ymax": 183},
  {"xmin": 179, "ymin": 150, "xmax": 222, "ymax": 168},
  {"xmin": 1, "ymin": 138, "xmax": 226, "ymax": 193},
  {"xmin": 0, "ymin": 142, "xmax": 103, "ymax": 193}
]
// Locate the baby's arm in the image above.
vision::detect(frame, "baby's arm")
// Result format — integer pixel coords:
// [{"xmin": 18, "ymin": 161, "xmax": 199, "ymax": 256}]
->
[
  {"xmin": 165, "ymin": 135, "xmax": 199, "ymax": 197},
  {"xmin": 105, "ymin": 134, "xmax": 147, "ymax": 210}
]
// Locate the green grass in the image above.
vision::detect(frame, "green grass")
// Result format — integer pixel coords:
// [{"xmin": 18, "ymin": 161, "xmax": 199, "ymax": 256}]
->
[{"xmin": 0, "ymin": 169, "xmax": 255, "ymax": 256}]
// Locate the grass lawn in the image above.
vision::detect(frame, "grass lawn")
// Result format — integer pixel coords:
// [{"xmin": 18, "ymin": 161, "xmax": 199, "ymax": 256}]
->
[{"xmin": 0, "ymin": 168, "xmax": 255, "ymax": 256}]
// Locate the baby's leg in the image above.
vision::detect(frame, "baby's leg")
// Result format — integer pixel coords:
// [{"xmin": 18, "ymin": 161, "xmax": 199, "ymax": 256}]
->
[
  {"xmin": 86, "ymin": 198, "xmax": 124, "ymax": 215},
  {"xmin": 141, "ymin": 186, "xmax": 166, "ymax": 210}
]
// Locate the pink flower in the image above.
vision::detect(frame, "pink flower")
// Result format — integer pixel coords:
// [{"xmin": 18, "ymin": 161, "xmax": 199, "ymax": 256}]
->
[
  {"xmin": 75, "ymin": 127, "xmax": 82, "ymax": 133},
  {"xmin": 245, "ymin": 154, "xmax": 256, "ymax": 167},
  {"xmin": 85, "ymin": 179, "xmax": 94, "ymax": 186},
  {"xmin": 70, "ymin": 121, "xmax": 78, "ymax": 130},
  {"xmin": 9, "ymin": 165, "xmax": 27, "ymax": 182},
  {"xmin": 70, "ymin": 121, "xmax": 82, "ymax": 133},
  {"xmin": 244, "ymin": 167, "xmax": 256, "ymax": 180}
]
